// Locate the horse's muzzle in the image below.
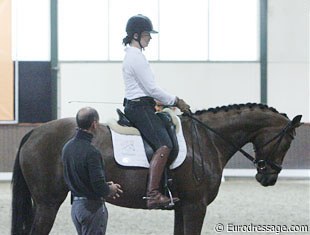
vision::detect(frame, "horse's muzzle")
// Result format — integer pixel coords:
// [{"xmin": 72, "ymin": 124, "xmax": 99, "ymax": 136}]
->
[{"xmin": 255, "ymin": 172, "xmax": 278, "ymax": 187}]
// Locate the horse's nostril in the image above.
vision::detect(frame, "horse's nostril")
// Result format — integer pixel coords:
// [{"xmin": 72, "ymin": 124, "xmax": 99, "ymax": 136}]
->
[{"xmin": 255, "ymin": 173, "xmax": 263, "ymax": 182}]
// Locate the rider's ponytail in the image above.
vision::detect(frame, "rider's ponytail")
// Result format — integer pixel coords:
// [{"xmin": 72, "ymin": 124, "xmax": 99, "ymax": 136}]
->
[{"xmin": 123, "ymin": 35, "xmax": 132, "ymax": 46}]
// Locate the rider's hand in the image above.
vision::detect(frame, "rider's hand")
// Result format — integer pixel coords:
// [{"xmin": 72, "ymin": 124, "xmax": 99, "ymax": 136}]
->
[
  {"xmin": 107, "ymin": 181, "xmax": 123, "ymax": 199},
  {"xmin": 175, "ymin": 97, "xmax": 191, "ymax": 114}
]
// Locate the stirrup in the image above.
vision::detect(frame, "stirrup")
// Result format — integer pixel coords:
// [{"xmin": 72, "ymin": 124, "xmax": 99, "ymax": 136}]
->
[
  {"xmin": 164, "ymin": 175, "xmax": 179, "ymax": 208},
  {"xmin": 166, "ymin": 184, "xmax": 175, "ymax": 207},
  {"xmin": 142, "ymin": 195, "xmax": 177, "ymax": 209},
  {"xmin": 143, "ymin": 184, "xmax": 178, "ymax": 209}
]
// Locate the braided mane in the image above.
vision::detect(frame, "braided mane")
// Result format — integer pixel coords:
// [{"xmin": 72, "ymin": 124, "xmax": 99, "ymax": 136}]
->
[{"xmin": 192, "ymin": 103, "xmax": 288, "ymax": 118}]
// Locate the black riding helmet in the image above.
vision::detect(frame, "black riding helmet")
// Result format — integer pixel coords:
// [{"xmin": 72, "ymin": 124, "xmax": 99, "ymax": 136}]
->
[{"xmin": 123, "ymin": 14, "xmax": 158, "ymax": 48}]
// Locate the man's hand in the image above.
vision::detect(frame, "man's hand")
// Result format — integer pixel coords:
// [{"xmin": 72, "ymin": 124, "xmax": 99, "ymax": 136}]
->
[
  {"xmin": 175, "ymin": 97, "xmax": 191, "ymax": 113},
  {"xmin": 107, "ymin": 181, "xmax": 123, "ymax": 199}
]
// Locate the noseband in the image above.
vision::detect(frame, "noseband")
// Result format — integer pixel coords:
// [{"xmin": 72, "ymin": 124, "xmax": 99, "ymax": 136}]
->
[
  {"xmin": 253, "ymin": 121, "xmax": 294, "ymax": 173},
  {"xmin": 186, "ymin": 113, "xmax": 293, "ymax": 174}
]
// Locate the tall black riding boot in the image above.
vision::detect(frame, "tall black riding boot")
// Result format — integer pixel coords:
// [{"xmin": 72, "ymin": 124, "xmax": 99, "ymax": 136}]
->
[{"xmin": 147, "ymin": 146, "xmax": 180, "ymax": 209}]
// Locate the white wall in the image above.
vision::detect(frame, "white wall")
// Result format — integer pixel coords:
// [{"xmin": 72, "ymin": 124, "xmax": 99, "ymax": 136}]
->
[
  {"xmin": 268, "ymin": 0, "xmax": 310, "ymax": 122},
  {"xmin": 59, "ymin": 0, "xmax": 310, "ymax": 123},
  {"xmin": 59, "ymin": 63, "xmax": 124, "ymax": 122},
  {"xmin": 59, "ymin": 62, "xmax": 260, "ymax": 122}
]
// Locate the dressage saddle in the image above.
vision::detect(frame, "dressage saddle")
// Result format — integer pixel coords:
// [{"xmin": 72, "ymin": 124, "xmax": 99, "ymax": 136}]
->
[{"xmin": 116, "ymin": 108, "xmax": 179, "ymax": 165}]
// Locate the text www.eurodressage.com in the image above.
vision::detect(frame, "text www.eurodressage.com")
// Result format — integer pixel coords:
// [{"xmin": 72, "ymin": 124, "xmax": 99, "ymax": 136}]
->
[{"xmin": 214, "ymin": 223, "xmax": 309, "ymax": 234}]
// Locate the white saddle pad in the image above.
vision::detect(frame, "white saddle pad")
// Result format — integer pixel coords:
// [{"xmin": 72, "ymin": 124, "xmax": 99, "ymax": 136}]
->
[{"xmin": 110, "ymin": 115, "xmax": 187, "ymax": 169}]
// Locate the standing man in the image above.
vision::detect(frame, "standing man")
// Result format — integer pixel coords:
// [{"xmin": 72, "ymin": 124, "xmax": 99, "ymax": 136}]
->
[{"xmin": 62, "ymin": 107, "xmax": 123, "ymax": 235}]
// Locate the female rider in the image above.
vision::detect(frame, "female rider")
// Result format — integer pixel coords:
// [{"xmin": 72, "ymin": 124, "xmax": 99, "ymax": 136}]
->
[{"xmin": 122, "ymin": 14, "xmax": 190, "ymax": 209}]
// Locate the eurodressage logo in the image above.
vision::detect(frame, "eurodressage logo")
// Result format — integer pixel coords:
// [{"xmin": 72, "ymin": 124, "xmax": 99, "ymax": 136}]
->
[{"xmin": 214, "ymin": 223, "xmax": 310, "ymax": 234}]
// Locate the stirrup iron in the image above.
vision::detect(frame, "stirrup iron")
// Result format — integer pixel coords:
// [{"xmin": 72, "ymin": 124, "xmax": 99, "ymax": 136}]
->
[{"xmin": 166, "ymin": 184, "xmax": 175, "ymax": 207}]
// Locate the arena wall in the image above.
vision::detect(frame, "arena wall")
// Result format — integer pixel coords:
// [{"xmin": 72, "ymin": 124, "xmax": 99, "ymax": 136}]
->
[{"xmin": 0, "ymin": 124, "xmax": 308, "ymax": 177}]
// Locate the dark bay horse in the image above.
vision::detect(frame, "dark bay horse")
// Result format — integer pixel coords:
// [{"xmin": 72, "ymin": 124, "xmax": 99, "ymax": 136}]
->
[{"xmin": 11, "ymin": 103, "xmax": 302, "ymax": 235}]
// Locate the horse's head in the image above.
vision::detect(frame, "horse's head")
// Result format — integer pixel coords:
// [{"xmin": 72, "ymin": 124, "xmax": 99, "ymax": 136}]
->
[{"xmin": 253, "ymin": 115, "xmax": 302, "ymax": 186}]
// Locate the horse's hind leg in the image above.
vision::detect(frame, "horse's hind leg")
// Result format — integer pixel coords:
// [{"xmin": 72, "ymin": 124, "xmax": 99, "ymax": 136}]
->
[{"xmin": 30, "ymin": 202, "xmax": 63, "ymax": 235}]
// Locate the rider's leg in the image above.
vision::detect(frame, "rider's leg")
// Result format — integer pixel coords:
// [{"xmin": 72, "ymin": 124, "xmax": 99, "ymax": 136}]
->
[
  {"xmin": 147, "ymin": 145, "xmax": 179, "ymax": 209},
  {"xmin": 124, "ymin": 99, "xmax": 180, "ymax": 208}
]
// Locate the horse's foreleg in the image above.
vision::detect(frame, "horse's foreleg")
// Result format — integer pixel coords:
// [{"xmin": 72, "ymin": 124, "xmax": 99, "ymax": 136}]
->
[
  {"xmin": 30, "ymin": 203, "xmax": 62, "ymax": 235},
  {"xmin": 174, "ymin": 204, "xmax": 184, "ymax": 235},
  {"xmin": 182, "ymin": 201, "xmax": 207, "ymax": 235}
]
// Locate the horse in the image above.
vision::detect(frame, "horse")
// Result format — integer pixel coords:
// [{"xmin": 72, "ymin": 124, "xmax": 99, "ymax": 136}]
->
[{"xmin": 11, "ymin": 103, "xmax": 302, "ymax": 235}]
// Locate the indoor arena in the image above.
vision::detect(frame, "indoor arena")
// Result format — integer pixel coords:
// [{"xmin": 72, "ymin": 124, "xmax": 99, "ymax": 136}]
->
[{"xmin": 0, "ymin": 0, "xmax": 309, "ymax": 234}]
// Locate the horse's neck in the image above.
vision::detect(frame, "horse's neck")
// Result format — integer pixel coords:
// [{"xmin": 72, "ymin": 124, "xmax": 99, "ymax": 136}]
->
[{"xmin": 194, "ymin": 109, "xmax": 287, "ymax": 167}]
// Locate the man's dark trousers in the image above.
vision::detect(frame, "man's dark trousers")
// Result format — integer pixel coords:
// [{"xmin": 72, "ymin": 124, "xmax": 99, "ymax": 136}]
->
[{"xmin": 71, "ymin": 199, "xmax": 108, "ymax": 235}]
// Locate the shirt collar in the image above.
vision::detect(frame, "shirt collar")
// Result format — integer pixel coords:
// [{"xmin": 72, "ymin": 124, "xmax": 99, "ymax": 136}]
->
[
  {"xmin": 125, "ymin": 46, "xmax": 141, "ymax": 53},
  {"xmin": 75, "ymin": 129, "xmax": 93, "ymax": 142}
]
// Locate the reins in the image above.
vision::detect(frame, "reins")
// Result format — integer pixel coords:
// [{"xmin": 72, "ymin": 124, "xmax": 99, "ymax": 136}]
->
[{"xmin": 184, "ymin": 111, "xmax": 292, "ymax": 174}]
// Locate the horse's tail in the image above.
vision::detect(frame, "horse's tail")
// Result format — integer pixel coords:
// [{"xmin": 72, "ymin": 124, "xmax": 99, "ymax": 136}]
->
[{"xmin": 11, "ymin": 130, "xmax": 34, "ymax": 235}]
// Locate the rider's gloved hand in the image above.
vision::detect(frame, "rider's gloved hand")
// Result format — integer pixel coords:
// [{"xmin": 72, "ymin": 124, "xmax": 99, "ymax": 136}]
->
[{"xmin": 175, "ymin": 97, "xmax": 191, "ymax": 114}]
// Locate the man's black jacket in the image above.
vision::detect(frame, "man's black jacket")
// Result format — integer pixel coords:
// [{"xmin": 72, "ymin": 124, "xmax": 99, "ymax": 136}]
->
[{"xmin": 62, "ymin": 129, "xmax": 110, "ymax": 199}]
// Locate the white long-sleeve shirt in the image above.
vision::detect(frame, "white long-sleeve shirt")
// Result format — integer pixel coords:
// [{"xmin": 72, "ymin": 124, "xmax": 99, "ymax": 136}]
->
[{"xmin": 122, "ymin": 46, "xmax": 176, "ymax": 105}]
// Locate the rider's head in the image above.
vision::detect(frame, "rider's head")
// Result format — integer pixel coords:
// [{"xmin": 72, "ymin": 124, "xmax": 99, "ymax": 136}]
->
[
  {"xmin": 76, "ymin": 107, "xmax": 99, "ymax": 131},
  {"xmin": 123, "ymin": 14, "xmax": 158, "ymax": 49}
]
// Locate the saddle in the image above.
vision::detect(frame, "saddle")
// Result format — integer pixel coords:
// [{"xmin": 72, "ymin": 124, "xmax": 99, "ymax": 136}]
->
[{"xmin": 116, "ymin": 108, "xmax": 179, "ymax": 165}]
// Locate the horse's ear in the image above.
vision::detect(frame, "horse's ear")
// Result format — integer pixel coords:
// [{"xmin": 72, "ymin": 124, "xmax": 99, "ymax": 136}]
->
[{"xmin": 291, "ymin": 115, "xmax": 303, "ymax": 128}]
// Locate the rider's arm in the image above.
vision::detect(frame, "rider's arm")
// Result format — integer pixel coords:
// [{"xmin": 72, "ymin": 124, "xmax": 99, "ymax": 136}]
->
[{"xmin": 131, "ymin": 51, "xmax": 176, "ymax": 105}]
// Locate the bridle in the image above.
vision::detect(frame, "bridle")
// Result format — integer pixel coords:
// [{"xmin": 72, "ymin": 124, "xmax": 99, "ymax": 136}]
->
[
  {"xmin": 185, "ymin": 112, "xmax": 294, "ymax": 174},
  {"xmin": 252, "ymin": 121, "xmax": 294, "ymax": 173}
]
